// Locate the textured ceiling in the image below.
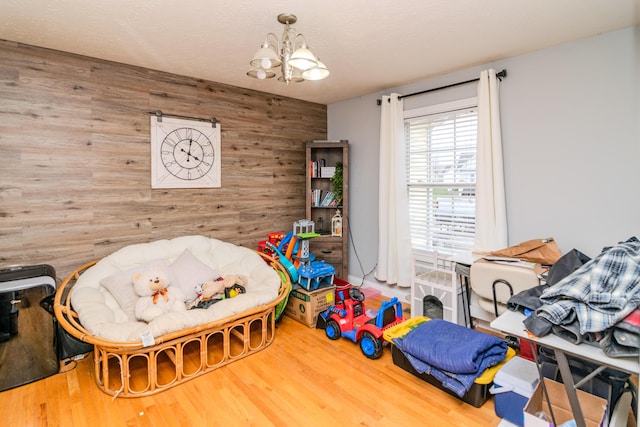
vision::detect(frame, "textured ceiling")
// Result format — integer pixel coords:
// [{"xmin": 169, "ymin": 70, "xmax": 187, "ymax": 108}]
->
[{"xmin": 0, "ymin": 0, "xmax": 638, "ymax": 104}]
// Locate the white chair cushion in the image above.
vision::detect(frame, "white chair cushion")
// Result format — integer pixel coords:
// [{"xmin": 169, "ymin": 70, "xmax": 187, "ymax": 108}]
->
[
  {"xmin": 470, "ymin": 259, "xmax": 540, "ymax": 317},
  {"xmin": 70, "ymin": 235, "xmax": 280, "ymax": 343}
]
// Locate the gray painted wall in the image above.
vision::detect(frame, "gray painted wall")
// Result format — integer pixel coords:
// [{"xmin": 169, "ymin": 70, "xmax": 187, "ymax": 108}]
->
[{"xmin": 328, "ymin": 26, "xmax": 639, "ymax": 288}]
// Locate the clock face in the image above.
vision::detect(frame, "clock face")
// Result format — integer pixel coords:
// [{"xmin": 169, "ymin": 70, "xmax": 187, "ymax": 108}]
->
[
  {"xmin": 151, "ymin": 116, "xmax": 221, "ymax": 188},
  {"xmin": 161, "ymin": 127, "xmax": 215, "ymax": 181}
]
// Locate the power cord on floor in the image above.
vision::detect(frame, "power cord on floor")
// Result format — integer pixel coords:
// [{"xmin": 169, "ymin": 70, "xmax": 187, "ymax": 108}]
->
[{"xmin": 345, "ymin": 213, "xmax": 377, "ymax": 288}]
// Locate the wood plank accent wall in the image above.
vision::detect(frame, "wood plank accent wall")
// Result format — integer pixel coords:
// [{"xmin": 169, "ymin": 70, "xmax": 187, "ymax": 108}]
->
[{"xmin": 0, "ymin": 40, "xmax": 327, "ymax": 280}]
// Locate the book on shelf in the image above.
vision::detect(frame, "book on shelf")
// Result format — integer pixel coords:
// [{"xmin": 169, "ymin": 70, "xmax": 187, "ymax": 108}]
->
[
  {"xmin": 311, "ymin": 190, "xmax": 339, "ymax": 207},
  {"xmin": 320, "ymin": 191, "xmax": 334, "ymax": 207},
  {"xmin": 310, "ymin": 159, "xmax": 335, "ymax": 179},
  {"xmin": 311, "ymin": 189, "xmax": 320, "ymax": 206}
]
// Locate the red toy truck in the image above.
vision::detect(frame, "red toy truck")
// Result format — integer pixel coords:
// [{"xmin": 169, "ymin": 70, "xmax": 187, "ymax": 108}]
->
[{"xmin": 316, "ymin": 288, "xmax": 404, "ymax": 359}]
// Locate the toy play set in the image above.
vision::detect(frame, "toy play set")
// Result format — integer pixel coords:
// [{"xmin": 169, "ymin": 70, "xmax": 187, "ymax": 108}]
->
[
  {"xmin": 259, "ymin": 219, "xmax": 335, "ymax": 291},
  {"xmin": 260, "ymin": 222, "xmax": 406, "ymax": 358}
]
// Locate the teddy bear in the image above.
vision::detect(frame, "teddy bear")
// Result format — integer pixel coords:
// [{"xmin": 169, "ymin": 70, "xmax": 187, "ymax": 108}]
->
[
  {"xmin": 188, "ymin": 274, "xmax": 248, "ymax": 309},
  {"xmin": 133, "ymin": 264, "xmax": 186, "ymax": 322}
]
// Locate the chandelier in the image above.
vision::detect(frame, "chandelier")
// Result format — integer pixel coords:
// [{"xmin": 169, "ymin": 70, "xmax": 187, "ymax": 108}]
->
[{"xmin": 247, "ymin": 13, "xmax": 329, "ymax": 84}]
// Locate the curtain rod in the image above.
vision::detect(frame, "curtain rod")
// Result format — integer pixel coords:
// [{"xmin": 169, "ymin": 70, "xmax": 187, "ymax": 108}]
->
[
  {"xmin": 148, "ymin": 110, "xmax": 218, "ymax": 127},
  {"xmin": 376, "ymin": 69, "xmax": 507, "ymax": 105}
]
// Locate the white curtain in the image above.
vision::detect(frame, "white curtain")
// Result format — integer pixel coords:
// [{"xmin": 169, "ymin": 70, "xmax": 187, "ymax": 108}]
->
[
  {"xmin": 474, "ymin": 69, "xmax": 508, "ymax": 252},
  {"xmin": 376, "ymin": 94, "xmax": 412, "ymax": 287}
]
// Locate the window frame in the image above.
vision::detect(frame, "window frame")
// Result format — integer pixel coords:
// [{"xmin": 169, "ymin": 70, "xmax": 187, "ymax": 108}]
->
[{"xmin": 404, "ymin": 97, "xmax": 478, "ymax": 257}]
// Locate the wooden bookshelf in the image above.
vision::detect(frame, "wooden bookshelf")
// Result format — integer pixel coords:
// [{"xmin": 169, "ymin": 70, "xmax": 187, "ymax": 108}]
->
[{"xmin": 305, "ymin": 141, "xmax": 349, "ymax": 279}]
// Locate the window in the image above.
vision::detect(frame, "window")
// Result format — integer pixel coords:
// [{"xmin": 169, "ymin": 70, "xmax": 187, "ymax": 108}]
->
[{"xmin": 405, "ymin": 98, "xmax": 477, "ymax": 255}]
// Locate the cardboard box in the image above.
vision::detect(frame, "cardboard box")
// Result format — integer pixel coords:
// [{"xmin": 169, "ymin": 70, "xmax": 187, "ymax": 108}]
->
[
  {"xmin": 524, "ymin": 378, "xmax": 607, "ymax": 427},
  {"xmin": 284, "ymin": 285, "xmax": 335, "ymax": 328}
]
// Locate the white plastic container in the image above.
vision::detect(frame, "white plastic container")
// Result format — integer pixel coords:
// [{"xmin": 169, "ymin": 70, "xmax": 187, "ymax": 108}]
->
[{"xmin": 490, "ymin": 356, "xmax": 540, "ymax": 427}]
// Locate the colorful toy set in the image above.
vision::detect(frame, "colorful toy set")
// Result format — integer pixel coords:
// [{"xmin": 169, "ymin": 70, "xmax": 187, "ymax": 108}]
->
[
  {"xmin": 298, "ymin": 262, "xmax": 335, "ymax": 291},
  {"xmin": 257, "ymin": 232, "xmax": 285, "ymax": 257},
  {"xmin": 258, "ymin": 220, "xmax": 335, "ymax": 291},
  {"xmin": 261, "ymin": 226, "xmax": 403, "ymax": 360}
]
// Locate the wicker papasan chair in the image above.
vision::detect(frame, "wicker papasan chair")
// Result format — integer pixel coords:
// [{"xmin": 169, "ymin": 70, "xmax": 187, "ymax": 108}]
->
[{"xmin": 54, "ymin": 235, "xmax": 289, "ymax": 397}]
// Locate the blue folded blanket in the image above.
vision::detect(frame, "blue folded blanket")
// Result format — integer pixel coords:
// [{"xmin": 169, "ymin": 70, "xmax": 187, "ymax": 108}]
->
[{"xmin": 393, "ymin": 319, "xmax": 507, "ymax": 397}]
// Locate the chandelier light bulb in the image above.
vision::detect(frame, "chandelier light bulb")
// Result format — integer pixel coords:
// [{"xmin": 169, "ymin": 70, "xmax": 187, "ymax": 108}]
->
[
  {"xmin": 301, "ymin": 59, "xmax": 329, "ymax": 80},
  {"xmin": 257, "ymin": 69, "xmax": 267, "ymax": 79},
  {"xmin": 260, "ymin": 58, "xmax": 272, "ymax": 69},
  {"xmin": 288, "ymin": 45, "xmax": 318, "ymax": 71}
]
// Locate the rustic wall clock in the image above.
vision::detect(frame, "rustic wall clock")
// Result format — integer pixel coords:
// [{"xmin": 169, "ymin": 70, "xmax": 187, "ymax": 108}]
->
[{"xmin": 150, "ymin": 114, "xmax": 221, "ymax": 188}]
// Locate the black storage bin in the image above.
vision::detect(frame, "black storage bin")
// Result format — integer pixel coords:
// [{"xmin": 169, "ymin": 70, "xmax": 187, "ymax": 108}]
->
[
  {"xmin": 0, "ymin": 291, "xmax": 19, "ymax": 340},
  {"xmin": 40, "ymin": 293, "xmax": 93, "ymax": 361},
  {"xmin": 391, "ymin": 344, "xmax": 492, "ymax": 408},
  {"xmin": 0, "ymin": 264, "xmax": 59, "ymax": 391}
]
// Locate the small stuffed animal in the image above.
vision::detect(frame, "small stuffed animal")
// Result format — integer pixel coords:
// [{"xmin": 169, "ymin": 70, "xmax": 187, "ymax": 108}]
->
[
  {"xmin": 219, "ymin": 274, "xmax": 248, "ymax": 294},
  {"xmin": 133, "ymin": 264, "xmax": 186, "ymax": 322},
  {"xmin": 188, "ymin": 274, "xmax": 248, "ymax": 309}
]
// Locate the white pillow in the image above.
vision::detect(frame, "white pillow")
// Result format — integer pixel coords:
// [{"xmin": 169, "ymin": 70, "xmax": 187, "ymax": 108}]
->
[
  {"xmin": 169, "ymin": 249, "xmax": 220, "ymax": 301},
  {"xmin": 100, "ymin": 261, "xmax": 171, "ymax": 320}
]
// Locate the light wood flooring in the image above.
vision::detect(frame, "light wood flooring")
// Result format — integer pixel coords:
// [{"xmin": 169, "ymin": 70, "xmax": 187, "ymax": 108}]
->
[{"xmin": 0, "ymin": 297, "xmax": 503, "ymax": 427}]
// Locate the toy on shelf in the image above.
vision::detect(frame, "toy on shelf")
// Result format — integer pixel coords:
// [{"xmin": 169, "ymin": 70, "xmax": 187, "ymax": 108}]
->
[
  {"xmin": 331, "ymin": 209, "xmax": 343, "ymax": 237},
  {"xmin": 316, "ymin": 287, "xmax": 404, "ymax": 359}
]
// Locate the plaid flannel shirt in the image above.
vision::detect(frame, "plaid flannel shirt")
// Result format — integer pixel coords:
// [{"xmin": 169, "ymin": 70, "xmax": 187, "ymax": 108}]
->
[{"xmin": 537, "ymin": 237, "xmax": 640, "ymax": 334}]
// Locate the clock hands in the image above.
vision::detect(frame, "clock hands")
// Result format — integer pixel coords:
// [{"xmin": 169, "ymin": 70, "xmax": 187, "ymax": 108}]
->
[
  {"xmin": 159, "ymin": 127, "xmax": 215, "ymax": 182},
  {"xmin": 180, "ymin": 138, "xmax": 201, "ymax": 162}
]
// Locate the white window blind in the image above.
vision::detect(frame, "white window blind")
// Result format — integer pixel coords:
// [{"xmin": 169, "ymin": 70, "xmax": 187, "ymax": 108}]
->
[{"xmin": 405, "ymin": 104, "xmax": 477, "ymax": 255}]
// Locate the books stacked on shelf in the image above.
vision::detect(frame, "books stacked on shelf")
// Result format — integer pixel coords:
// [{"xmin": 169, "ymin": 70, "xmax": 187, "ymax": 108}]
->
[
  {"xmin": 311, "ymin": 190, "xmax": 340, "ymax": 207},
  {"xmin": 310, "ymin": 161, "xmax": 319, "ymax": 178},
  {"xmin": 312, "ymin": 189, "xmax": 321, "ymax": 206},
  {"xmin": 321, "ymin": 191, "xmax": 337, "ymax": 207},
  {"xmin": 309, "ymin": 161, "xmax": 336, "ymax": 178}
]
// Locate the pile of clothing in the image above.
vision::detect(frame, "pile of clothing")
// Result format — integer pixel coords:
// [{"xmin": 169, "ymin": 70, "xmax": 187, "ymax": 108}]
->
[
  {"xmin": 512, "ymin": 236, "xmax": 640, "ymax": 357},
  {"xmin": 392, "ymin": 319, "xmax": 507, "ymax": 397}
]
